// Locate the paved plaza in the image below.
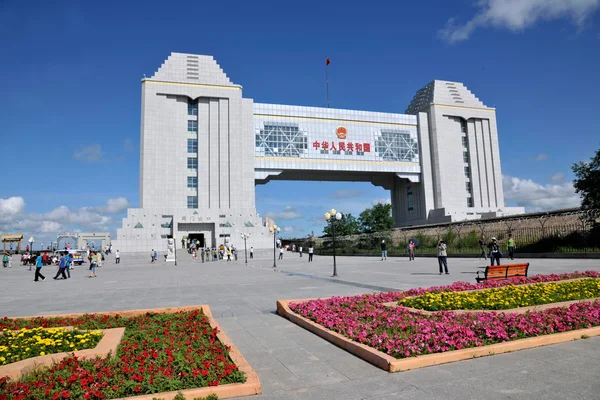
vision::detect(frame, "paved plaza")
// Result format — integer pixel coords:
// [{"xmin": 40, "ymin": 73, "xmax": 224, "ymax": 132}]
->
[{"xmin": 1, "ymin": 253, "xmax": 599, "ymax": 399}]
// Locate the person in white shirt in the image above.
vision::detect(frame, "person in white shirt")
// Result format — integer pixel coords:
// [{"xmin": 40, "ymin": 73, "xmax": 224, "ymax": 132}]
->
[
  {"xmin": 298, "ymin": 246, "xmax": 303, "ymax": 257},
  {"xmin": 308, "ymin": 246, "xmax": 314, "ymax": 262},
  {"xmin": 249, "ymin": 247, "xmax": 254, "ymax": 259},
  {"xmin": 115, "ymin": 250, "xmax": 120, "ymax": 264}
]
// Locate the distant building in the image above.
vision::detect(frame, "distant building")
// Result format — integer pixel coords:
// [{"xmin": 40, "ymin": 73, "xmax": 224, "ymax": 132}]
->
[{"xmin": 113, "ymin": 53, "xmax": 523, "ymax": 252}]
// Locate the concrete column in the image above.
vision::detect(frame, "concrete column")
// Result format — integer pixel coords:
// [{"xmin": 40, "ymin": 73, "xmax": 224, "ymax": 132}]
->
[
  {"xmin": 209, "ymin": 99, "xmax": 220, "ymax": 209},
  {"xmin": 466, "ymin": 119, "xmax": 482, "ymax": 207},
  {"xmin": 417, "ymin": 112, "xmax": 434, "ymax": 218},
  {"xmin": 197, "ymin": 98, "xmax": 210, "ymax": 210}
]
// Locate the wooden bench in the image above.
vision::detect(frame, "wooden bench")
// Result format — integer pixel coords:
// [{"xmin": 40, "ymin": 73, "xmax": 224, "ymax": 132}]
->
[{"xmin": 476, "ymin": 263, "xmax": 529, "ymax": 283}]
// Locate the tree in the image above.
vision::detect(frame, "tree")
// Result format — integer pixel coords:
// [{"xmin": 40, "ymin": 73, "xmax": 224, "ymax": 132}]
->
[
  {"xmin": 322, "ymin": 213, "xmax": 361, "ymax": 237},
  {"xmin": 359, "ymin": 203, "xmax": 393, "ymax": 233},
  {"xmin": 572, "ymin": 147, "xmax": 600, "ymax": 210}
]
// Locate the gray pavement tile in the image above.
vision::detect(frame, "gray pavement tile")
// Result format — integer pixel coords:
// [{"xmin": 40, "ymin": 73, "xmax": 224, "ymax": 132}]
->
[
  {"xmin": 343, "ymin": 375, "xmax": 417, "ymax": 398},
  {"xmin": 285, "ymin": 361, "xmax": 349, "ymax": 386},
  {"xmin": 290, "ymin": 381, "xmax": 362, "ymax": 400}
]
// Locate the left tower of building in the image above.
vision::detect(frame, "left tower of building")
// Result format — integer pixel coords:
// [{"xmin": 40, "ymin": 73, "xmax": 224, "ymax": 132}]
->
[{"xmin": 113, "ymin": 53, "xmax": 270, "ymax": 253}]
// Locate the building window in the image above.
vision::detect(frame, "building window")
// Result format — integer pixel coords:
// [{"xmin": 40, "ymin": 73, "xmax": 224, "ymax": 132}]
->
[
  {"xmin": 463, "ymin": 151, "xmax": 469, "ymax": 163},
  {"xmin": 187, "ymin": 196, "xmax": 198, "ymax": 209},
  {"xmin": 255, "ymin": 123, "xmax": 307, "ymax": 157},
  {"xmin": 461, "ymin": 136, "xmax": 468, "ymax": 148},
  {"xmin": 407, "ymin": 186, "xmax": 413, "ymax": 198},
  {"xmin": 465, "ymin": 182, "xmax": 472, "ymax": 193},
  {"xmin": 374, "ymin": 130, "xmax": 419, "ymax": 162},
  {"xmin": 464, "ymin": 166, "xmax": 470, "ymax": 178},
  {"xmin": 408, "ymin": 201, "xmax": 414, "ymax": 213},
  {"xmin": 188, "ymin": 120, "xmax": 198, "ymax": 133},
  {"xmin": 187, "ymin": 139, "xmax": 198, "ymax": 153},
  {"xmin": 467, "ymin": 197, "xmax": 474, "ymax": 207},
  {"xmin": 187, "ymin": 177, "xmax": 198, "ymax": 189},
  {"xmin": 460, "ymin": 119, "xmax": 467, "ymax": 133},
  {"xmin": 187, "ymin": 157, "xmax": 198, "ymax": 169},
  {"xmin": 188, "ymin": 102, "xmax": 198, "ymax": 116}
]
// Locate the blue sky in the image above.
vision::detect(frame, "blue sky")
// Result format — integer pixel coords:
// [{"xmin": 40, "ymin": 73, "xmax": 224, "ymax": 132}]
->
[{"xmin": 1, "ymin": 0, "xmax": 599, "ymax": 244}]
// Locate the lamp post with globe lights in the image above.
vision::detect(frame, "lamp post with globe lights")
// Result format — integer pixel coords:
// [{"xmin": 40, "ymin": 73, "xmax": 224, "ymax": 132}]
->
[
  {"xmin": 269, "ymin": 224, "xmax": 280, "ymax": 268},
  {"xmin": 324, "ymin": 209, "xmax": 342, "ymax": 277},
  {"xmin": 241, "ymin": 232, "xmax": 250, "ymax": 265}
]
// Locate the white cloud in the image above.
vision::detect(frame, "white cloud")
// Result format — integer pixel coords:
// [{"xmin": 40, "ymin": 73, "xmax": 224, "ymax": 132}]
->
[
  {"xmin": 40, "ymin": 221, "xmax": 62, "ymax": 233},
  {"xmin": 551, "ymin": 172, "xmax": 566, "ymax": 182},
  {"xmin": 73, "ymin": 144, "xmax": 104, "ymax": 162},
  {"xmin": 0, "ymin": 197, "xmax": 130, "ymax": 241},
  {"xmin": 0, "ymin": 196, "xmax": 25, "ymax": 221},
  {"xmin": 283, "ymin": 226, "xmax": 294, "ymax": 233},
  {"xmin": 439, "ymin": 0, "xmax": 600, "ymax": 43},
  {"xmin": 329, "ymin": 189, "xmax": 362, "ymax": 199},
  {"xmin": 372, "ymin": 198, "xmax": 391, "ymax": 206},
  {"xmin": 503, "ymin": 175, "xmax": 580, "ymax": 211},
  {"xmin": 90, "ymin": 197, "xmax": 130, "ymax": 214},
  {"xmin": 536, "ymin": 153, "xmax": 549, "ymax": 161},
  {"xmin": 267, "ymin": 206, "xmax": 303, "ymax": 221}
]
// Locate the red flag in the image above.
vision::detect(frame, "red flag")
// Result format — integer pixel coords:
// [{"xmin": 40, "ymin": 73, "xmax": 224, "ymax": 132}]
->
[{"xmin": 326, "ymin": 58, "xmax": 330, "ymax": 66}]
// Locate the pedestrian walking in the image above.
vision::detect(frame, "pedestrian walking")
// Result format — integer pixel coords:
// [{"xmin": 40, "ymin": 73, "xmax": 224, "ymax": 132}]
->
[
  {"xmin": 115, "ymin": 250, "xmax": 120, "ymax": 264},
  {"xmin": 34, "ymin": 253, "xmax": 45, "ymax": 282},
  {"xmin": 408, "ymin": 241, "xmax": 415, "ymax": 261},
  {"xmin": 298, "ymin": 246, "xmax": 303, "ymax": 257},
  {"xmin": 278, "ymin": 247, "xmax": 284, "ymax": 260},
  {"xmin": 53, "ymin": 253, "xmax": 68, "ymax": 280},
  {"xmin": 488, "ymin": 237, "xmax": 502, "ymax": 266},
  {"xmin": 478, "ymin": 236, "xmax": 487, "ymax": 260},
  {"xmin": 226, "ymin": 247, "xmax": 232, "ymax": 261},
  {"xmin": 65, "ymin": 254, "xmax": 72, "ymax": 278},
  {"xmin": 192, "ymin": 249, "xmax": 197, "ymax": 261},
  {"xmin": 308, "ymin": 245, "xmax": 314, "ymax": 262},
  {"xmin": 89, "ymin": 252, "xmax": 98, "ymax": 278},
  {"xmin": 2, "ymin": 252, "xmax": 9, "ymax": 268},
  {"xmin": 437, "ymin": 240, "xmax": 449, "ymax": 275},
  {"xmin": 249, "ymin": 246, "xmax": 254, "ymax": 259},
  {"xmin": 507, "ymin": 234, "xmax": 516, "ymax": 260},
  {"xmin": 380, "ymin": 240, "xmax": 387, "ymax": 261}
]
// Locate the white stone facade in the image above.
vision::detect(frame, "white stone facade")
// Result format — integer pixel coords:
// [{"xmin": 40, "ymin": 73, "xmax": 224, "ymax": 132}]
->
[{"xmin": 112, "ymin": 54, "xmax": 523, "ymax": 253}]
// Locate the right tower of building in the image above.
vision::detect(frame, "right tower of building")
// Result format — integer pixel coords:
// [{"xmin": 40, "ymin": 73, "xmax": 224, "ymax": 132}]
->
[{"xmin": 406, "ymin": 80, "xmax": 524, "ymax": 223}]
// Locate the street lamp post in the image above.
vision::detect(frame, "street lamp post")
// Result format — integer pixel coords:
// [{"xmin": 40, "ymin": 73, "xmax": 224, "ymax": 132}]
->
[
  {"xmin": 173, "ymin": 234, "xmax": 177, "ymax": 266},
  {"xmin": 268, "ymin": 224, "xmax": 280, "ymax": 268},
  {"xmin": 241, "ymin": 233, "xmax": 250, "ymax": 265},
  {"xmin": 324, "ymin": 209, "xmax": 342, "ymax": 277},
  {"xmin": 28, "ymin": 237, "xmax": 34, "ymax": 253}
]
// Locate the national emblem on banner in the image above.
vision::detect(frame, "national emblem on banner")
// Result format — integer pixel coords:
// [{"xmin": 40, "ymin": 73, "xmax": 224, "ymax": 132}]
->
[{"xmin": 336, "ymin": 126, "xmax": 347, "ymax": 139}]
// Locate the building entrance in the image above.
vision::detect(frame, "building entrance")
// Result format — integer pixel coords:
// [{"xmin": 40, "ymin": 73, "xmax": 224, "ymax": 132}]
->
[{"xmin": 188, "ymin": 233, "xmax": 205, "ymax": 248}]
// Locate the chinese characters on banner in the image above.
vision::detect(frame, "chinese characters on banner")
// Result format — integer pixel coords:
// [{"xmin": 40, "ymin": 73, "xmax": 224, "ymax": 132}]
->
[{"xmin": 313, "ymin": 141, "xmax": 371, "ymax": 153}]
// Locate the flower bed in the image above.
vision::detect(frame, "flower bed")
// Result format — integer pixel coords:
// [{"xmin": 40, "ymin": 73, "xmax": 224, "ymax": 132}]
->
[
  {"xmin": 0, "ymin": 327, "xmax": 103, "ymax": 366},
  {"xmin": 398, "ymin": 278, "xmax": 600, "ymax": 311},
  {"xmin": 288, "ymin": 271, "xmax": 600, "ymax": 360},
  {"xmin": 0, "ymin": 309, "xmax": 246, "ymax": 400}
]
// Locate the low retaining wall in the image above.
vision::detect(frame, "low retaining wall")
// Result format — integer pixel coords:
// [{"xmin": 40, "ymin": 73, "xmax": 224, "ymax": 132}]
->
[
  {"xmin": 315, "ymin": 252, "xmax": 600, "ymax": 259},
  {"xmin": 277, "ymin": 297, "xmax": 600, "ymax": 372},
  {"xmin": 5, "ymin": 305, "xmax": 261, "ymax": 400},
  {"xmin": 0, "ymin": 327, "xmax": 125, "ymax": 381}
]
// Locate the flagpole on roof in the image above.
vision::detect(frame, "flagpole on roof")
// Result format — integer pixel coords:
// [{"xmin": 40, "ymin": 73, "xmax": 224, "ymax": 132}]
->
[{"xmin": 325, "ymin": 58, "xmax": 330, "ymax": 108}]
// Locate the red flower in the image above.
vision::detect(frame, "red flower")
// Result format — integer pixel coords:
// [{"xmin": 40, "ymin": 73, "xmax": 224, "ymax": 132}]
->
[{"xmin": 134, "ymin": 385, "xmax": 141, "ymax": 392}]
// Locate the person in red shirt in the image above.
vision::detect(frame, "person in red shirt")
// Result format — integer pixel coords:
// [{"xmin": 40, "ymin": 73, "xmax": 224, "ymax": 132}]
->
[{"xmin": 42, "ymin": 252, "xmax": 49, "ymax": 265}]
